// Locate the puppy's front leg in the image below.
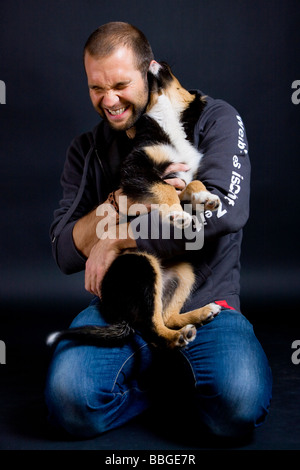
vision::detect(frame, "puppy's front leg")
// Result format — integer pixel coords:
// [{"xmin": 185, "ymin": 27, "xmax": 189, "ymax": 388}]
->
[
  {"xmin": 180, "ymin": 180, "xmax": 220, "ymax": 211},
  {"xmin": 151, "ymin": 182, "xmax": 192, "ymax": 228}
]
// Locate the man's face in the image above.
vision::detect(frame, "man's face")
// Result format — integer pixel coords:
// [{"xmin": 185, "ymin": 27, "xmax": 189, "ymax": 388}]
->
[{"xmin": 85, "ymin": 47, "xmax": 149, "ymax": 131}]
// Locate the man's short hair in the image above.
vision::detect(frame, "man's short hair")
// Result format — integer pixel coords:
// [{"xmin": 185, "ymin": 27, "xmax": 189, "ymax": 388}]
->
[{"xmin": 84, "ymin": 22, "xmax": 154, "ymax": 76}]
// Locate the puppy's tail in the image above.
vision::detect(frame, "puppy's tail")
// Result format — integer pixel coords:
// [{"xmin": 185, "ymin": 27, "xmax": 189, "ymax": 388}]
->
[{"xmin": 46, "ymin": 322, "xmax": 135, "ymax": 348}]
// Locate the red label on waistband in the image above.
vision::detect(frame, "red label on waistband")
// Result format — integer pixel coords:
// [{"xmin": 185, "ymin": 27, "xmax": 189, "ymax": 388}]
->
[{"xmin": 215, "ymin": 300, "xmax": 235, "ymax": 310}]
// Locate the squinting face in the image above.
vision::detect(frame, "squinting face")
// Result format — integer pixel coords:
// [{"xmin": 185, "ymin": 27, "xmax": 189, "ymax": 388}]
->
[{"xmin": 85, "ymin": 47, "xmax": 149, "ymax": 132}]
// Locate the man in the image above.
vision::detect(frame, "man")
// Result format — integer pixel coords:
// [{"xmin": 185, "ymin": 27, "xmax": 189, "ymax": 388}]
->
[{"xmin": 46, "ymin": 22, "xmax": 272, "ymax": 440}]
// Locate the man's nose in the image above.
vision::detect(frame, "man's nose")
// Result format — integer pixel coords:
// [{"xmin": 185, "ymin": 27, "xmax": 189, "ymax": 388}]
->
[{"xmin": 101, "ymin": 90, "xmax": 120, "ymax": 108}]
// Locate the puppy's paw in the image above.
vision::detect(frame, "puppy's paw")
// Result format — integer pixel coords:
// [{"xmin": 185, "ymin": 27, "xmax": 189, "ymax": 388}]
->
[
  {"xmin": 167, "ymin": 210, "xmax": 192, "ymax": 228},
  {"xmin": 202, "ymin": 302, "xmax": 221, "ymax": 323},
  {"xmin": 191, "ymin": 191, "xmax": 220, "ymax": 211},
  {"xmin": 176, "ymin": 324, "xmax": 197, "ymax": 347}
]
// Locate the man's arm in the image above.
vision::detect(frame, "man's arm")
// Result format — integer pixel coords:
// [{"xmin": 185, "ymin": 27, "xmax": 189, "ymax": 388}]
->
[
  {"xmin": 50, "ymin": 132, "xmax": 97, "ymax": 274},
  {"xmin": 72, "ymin": 191, "xmax": 137, "ymax": 297},
  {"xmin": 72, "ymin": 205, "xmax": 113, "ymax": 258}
]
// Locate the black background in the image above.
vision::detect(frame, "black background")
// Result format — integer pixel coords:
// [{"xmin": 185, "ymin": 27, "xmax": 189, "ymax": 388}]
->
[
  {"xmin": 1, "ymin": 0, "xmax": 300, "ymax": 324},
  {"xmin": 1, "ymin": 0, "xmax": 300, "ymax": 452}
]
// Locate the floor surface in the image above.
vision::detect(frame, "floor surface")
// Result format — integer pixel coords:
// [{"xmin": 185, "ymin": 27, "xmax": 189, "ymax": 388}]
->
[{"xmin": 1, "ymin": 300, "xmax": 300, "ymax": 451}]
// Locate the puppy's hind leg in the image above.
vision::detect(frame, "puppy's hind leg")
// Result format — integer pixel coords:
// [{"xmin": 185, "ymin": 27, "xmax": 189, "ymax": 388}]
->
[
  {"xmin": 140, "ymin": 255, "xmax": 197, "ymax": 348},
  {"xmin": 162, "ymin": 263, "xmax": 221, "ymax": 338}
]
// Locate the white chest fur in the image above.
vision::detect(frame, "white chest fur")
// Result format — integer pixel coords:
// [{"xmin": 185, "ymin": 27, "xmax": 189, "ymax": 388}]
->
[{"xmin": 146, "ymin": 94, "xmax": 203, "ymax": 184}]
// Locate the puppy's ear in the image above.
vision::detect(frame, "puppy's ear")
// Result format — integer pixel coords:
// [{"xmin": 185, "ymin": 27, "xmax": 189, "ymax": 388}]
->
[
  {"xmin": 147, "ymin": 61, "xmax": 161, "ymax": 93},
  {"xmin": 147, "ymin": 61, "xmax": 173, "ymax": 93},
  {"xmin": 148, "ymin": 60, "xmax": 162, "ymax": 77}
]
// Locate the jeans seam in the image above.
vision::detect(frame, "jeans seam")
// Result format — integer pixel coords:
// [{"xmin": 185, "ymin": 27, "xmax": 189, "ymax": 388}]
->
[
  {"xmin": 179, "ymin": 349, "xmax": 197, "ymax": 387},
  {"xmin": 113, "ymin": 386, "xmax": 147, "ymax": 397},
  {"xmin": 111, "ymin": 342, "xmax": 150, "ymax": 393}
]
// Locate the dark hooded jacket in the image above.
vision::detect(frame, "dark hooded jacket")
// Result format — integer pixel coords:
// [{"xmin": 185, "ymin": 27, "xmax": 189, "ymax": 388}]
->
[{"xmin": 50, "ymin": 93, "xmax": 250, "ymax": 312}]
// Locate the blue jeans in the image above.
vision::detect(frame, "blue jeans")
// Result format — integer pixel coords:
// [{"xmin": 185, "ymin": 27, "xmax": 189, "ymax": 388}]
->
[{"xmin": 45, "ymin": 298, "xmax": 272, "ymax": 439}]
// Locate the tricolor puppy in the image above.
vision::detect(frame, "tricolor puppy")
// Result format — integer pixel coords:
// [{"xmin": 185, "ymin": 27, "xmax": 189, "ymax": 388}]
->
[{"xmin": 47, "ymin": 62, "xmax": 221, "ymax": 349}]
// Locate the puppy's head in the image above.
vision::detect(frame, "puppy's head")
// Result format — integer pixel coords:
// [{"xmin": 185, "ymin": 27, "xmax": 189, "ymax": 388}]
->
[
  {"xmin": 147, "ymin": 61, "xmax": 173, "ymax": 92},
  {"xmin": 147, "ymin": 61, "xmax": 194, "ymax": 112}
]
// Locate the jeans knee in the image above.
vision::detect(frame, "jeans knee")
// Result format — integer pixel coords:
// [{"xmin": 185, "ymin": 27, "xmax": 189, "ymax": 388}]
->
[
  {"xmin": 45, "ymin": 353, "xmax": 150, "ymax": 438},
  {"xmin": 206, "ymin": 400, "xmax": 268, "ymax": 438},
  {"xmin": 197, "ymin": 369, "xmax": 272, "ymax": 438},
  {"xmin": 46, "ymin": 371, "xmax": 96, "ymax": 438},
  {"xmin": 45, "ymin": 355, "xmax": 113, "ymax": 438}
]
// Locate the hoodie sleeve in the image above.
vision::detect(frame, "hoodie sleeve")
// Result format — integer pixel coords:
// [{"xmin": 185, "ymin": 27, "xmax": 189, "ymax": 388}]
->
[
  {"xmin": 50, "ymin": 132, "xmax": 95, "ymax": 274},
  {"xmin": 134, "ymin": 98, "xmax": 251, "ymax": 258}
]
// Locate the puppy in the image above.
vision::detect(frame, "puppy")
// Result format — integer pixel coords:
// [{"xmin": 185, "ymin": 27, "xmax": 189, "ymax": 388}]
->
[{"xmin": 47, "ymin": 62, "xmax": 221, "ymax": 349}]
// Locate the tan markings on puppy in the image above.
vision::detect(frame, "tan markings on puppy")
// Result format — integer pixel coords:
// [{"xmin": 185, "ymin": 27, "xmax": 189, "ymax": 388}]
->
[
  {"xmin": 146, "ymin": 89, "xmax": 160, "ymax": 112},
  {"xmin": 150, "ymin": 183, "xmax": 193, "ymax": 228},
  {"xmin": 166, "ymin": 303, "xmax": 221, "ymax": 330},
  {"xmin": 179, "ymin": 180, "xmax": 208, "ymax": 201},
  {"xmin": 146, "ymin": 255, "xmax": 182, "ymax": 344},
  {"xmin": 146, "ymin": 253, "xmax": 163, "ymax": 315},
  {"xmin": 145, "ymin": 254, "xmax": 198, "ymax": 348},
  {"xmin": 165, "ymin": 73, "xmax": 205, "ymax": 112},
  {"xmin": 167, "ymin": 76, "xmax": 194, "ymax": 109},
  {"xmin": 161, "ymin": 262, "xmax": 221, "ymax": 329},
  {"xmin": 144, "ymin": 144, "xmax": 171, "ymax": 166},
  {"xmin": 151, "ymin": 182, "xmax": 181, "ymax": 208},
  {"xmin": 146, "ymin": 68, "xmax": 204, "ymax": 115},
  {"xmin": 180, "ymin": 180, "xmax": 221, "ymax": 211},
  {"xmin": 162, "ymin": 262, "xmax": 195, "ymax": 325}
]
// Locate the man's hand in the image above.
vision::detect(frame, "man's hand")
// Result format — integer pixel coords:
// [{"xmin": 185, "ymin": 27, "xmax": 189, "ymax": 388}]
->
[
  {"xmin": 85, "ymin": 238, "xmax": 120, "ymax": 297},
  {"xmin": 163, "ymin": 162, "xmax": 190, "ymax": 194},
  {"xmin": 84, "ymin": 224, "xmax": 136, "ymax": 297}
]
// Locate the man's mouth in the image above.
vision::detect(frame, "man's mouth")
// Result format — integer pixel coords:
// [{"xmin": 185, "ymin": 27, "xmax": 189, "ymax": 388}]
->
[{"xmin": 106, "ymin": 106, "xmax": 129, "ymax": 116}]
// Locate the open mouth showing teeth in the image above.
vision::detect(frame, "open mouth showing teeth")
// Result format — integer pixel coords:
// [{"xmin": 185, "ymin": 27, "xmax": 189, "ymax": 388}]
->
[{"xmin": 107, "ymin": 107, "xmax": 128, "ymax": 116}]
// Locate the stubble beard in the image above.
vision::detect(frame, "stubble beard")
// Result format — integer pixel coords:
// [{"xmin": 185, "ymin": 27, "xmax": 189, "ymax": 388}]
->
[{"xmin": 100, "ymin": 81, "xmax": 149, "ymax": 132}]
